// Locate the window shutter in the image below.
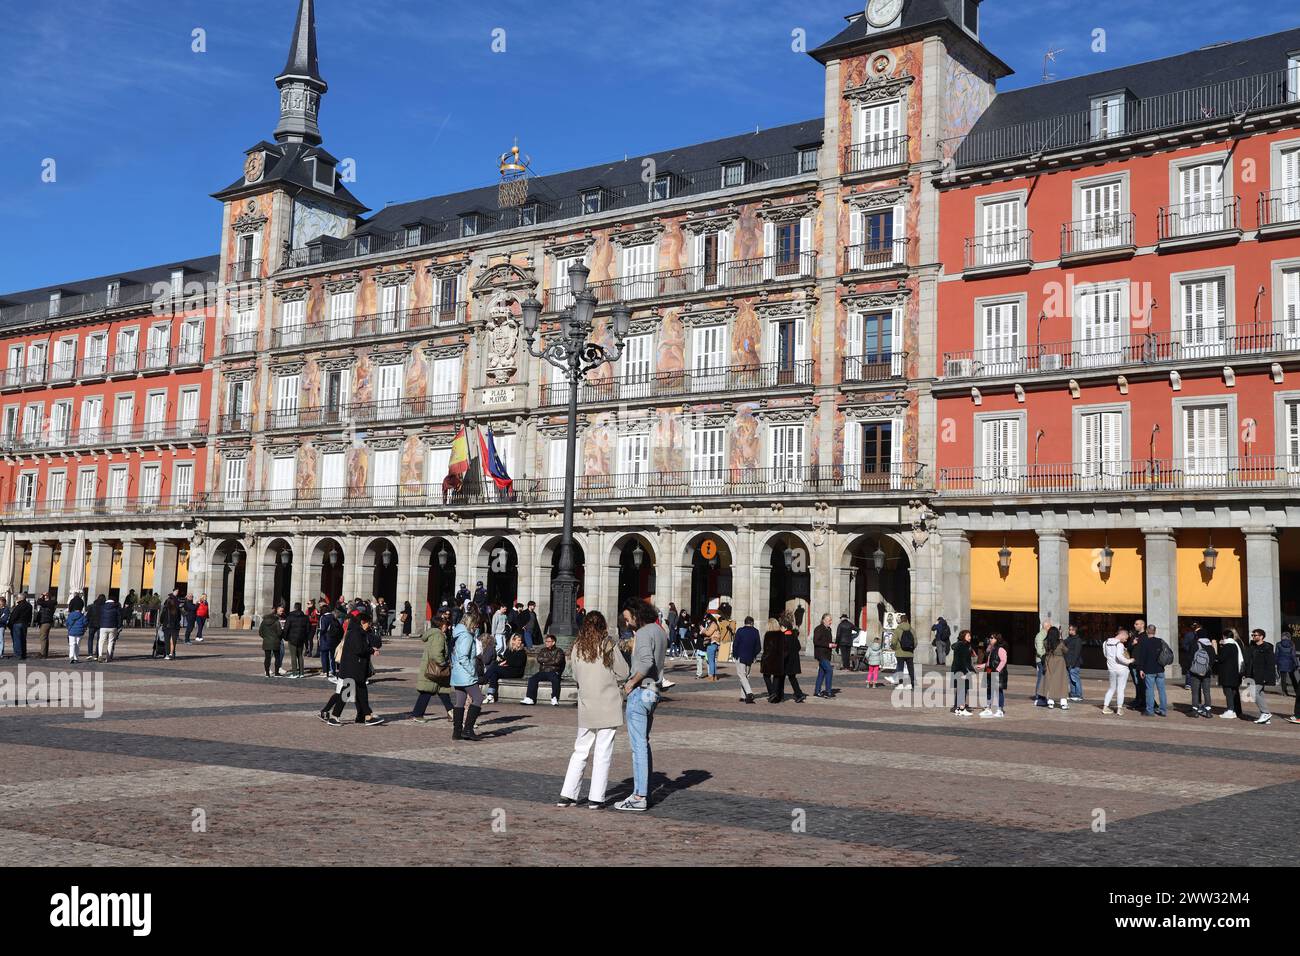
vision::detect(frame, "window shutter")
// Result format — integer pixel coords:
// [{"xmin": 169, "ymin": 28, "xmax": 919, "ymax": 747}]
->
[
  {"xmin": 1284, "ymin": 268, "xmax": 1300, "ymax": 346},
  {"xmin": 763, "ymin": 222, "xmax": 775, "ymax": 279},
  {"xmin": 1285, "ymin": 400, "xmax": 1300, "ymax": 470},
  {"xmin": 432, "ymin": 356, "xmax": 460, "ymax": 397},
  {"xmin": 845, "ymin": 312, "xmax": 863, "ymax": 380},
  {"xmin": 321, "ymin": 453, "xmax": 345, "ymax": 501},
  {"xmin": 849, "ymin": 210, "xmax": 864, "ymax": 269},
  {"xmin": 842, "ymin": 420, "xmax": 861, "ymax": 490},
  {"xmin": 799, "ymin": 216, "xmax": 813, "ymax": 275}
]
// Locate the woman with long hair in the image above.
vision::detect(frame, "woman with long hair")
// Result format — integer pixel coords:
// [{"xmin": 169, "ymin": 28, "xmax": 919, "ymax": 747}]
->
[
  {"xmin": 318, "ymin": 607, "xmax": 385, "ymax": 726},
  {"xmin": 980, "ymin": 632, "xmax": 1008, "ymax": 718},
  {"xmin": 450, "ymin": 606, "xmax": 486, "ymax": 741},
  {"xmin": 1042, "ymin": 625, "xmax": 1069, "ymax": 710},
  {"xmin": 557, "ymin": 611, "xmax": 630, "ymax": 809}
]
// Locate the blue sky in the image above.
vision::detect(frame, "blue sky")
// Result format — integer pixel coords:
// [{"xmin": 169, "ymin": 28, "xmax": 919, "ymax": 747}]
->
[{"xmin": 1, "ymin": 0, "xmax": 1297, "ymax": 293}]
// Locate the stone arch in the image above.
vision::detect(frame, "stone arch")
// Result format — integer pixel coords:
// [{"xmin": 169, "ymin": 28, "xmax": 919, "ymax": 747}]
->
[
  {"xmin": 757, "ymin": 530, "xmax": 815, "ymax": 629},
  {"xmin": 838, "ymin": 531, "xmax": 913, "ymax": 637},
  {"xmin": 604, "ymin": 532, "xmax": 658, "ymax": 616},
  {"xmin": 678, "ymin": 530, "xmax": 736, "ymax": 620}
]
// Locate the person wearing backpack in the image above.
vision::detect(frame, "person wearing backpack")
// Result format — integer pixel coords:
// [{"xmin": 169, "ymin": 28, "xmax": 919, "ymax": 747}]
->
[
  {"xmin": 931, "ymin": 616, "xmax": 951, "ymax": 666},
  {"xmin": 1276, "ymin": 630, "xmax": 1298, "ymax": 698},
  {"xmin": 892, "ymin": 615, "xmax": 916, "ymax": 687},
  {"xmin": 1180, "ymin": 622, "xmax": 1203, "ymax": 690},
  {"xmin": 1136, "ymin": 626, "xmax": 1172, "ymax": 717},
  {"xmin": 1187, "ymin": 631, "xmax": 1218, "ymax": 717}
]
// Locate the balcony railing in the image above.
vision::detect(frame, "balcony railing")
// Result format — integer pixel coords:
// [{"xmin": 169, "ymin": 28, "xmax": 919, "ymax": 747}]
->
[
  {"xmin": 1157, "ymin": 196, "xmax": 1241, "ymax": 240},
  {"xmin": 842, "ymin": 353, "xmax": 907, "ymax": 383},
  {"xmin": 227, "ymin": 259, "xmax": 262, "ymax": 283},
  {"xmin": 78, "ymin": 355, "xmax": 109, "ymax": 379},
  {"xmin": 270, "ymin": 303, "xmax": 468, "ymax": 349},
  {"xmin": 268, "ymin": 393, "xmax": 463, "ymax": 430},
  {"xmin": 1259, "ymin": 187, "xmax": 1300, "ymax": 229},
  {"xmin": 2, "ymin": 345, "xmax": 203, "ymax": 389},
  {"xmin": 940, "ymin": 321, "xmax": 1300, "ymax": 380},
  {"xmin": 1060, "ymin": 213, "xmax": 1136, "ymax": 257},
  {"xmin": 222, "ymin": 331, "xmax": 258, "ymax": 355},
  {"xmin": 539, "ymin": 360, "xmax": 814, "ymax": 407},
  {"xmin": 844, "ymin": 134, "xmax": 909, "ymax": 173},
  {"xmin": 109, "ymin": 352, "xmax": 140, "ymax": 376},
  {"xmin": 5, "ymin": 494, "xmax": 198, "ymax": 520},
  {"xmin": 283, "ymin": 149, "xmax": 817, "ymax": 270},
  {"xmin": 0, "ymin": 420, "xmax": 207, "ymax": 454},
  {"xmin": 938, "ymin": 457, "xmax": 1300, "ymax": 497},
  {"xmin": 954, "ymin": 68, "xmax": 1299, "ymax": 168},
  {"xmin": 542, "ymin": 252, "xmax": 817, "ymax": 314},
  {"xmin": 196, "ymin": 462, "xmax": 924, "ymax": 515},
  {"xmin": 845, "ymin": 238, "xmax": 909, "ymax": 272},
  {"xmin": 963, "ymin": 230, "xmax": 1033, "ymax": 271},
  {"xmin": 220, "ymin": 412, "xmax": 253, "ymax": 432}
]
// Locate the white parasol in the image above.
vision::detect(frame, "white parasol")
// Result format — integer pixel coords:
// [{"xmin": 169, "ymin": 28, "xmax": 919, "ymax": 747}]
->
[
  {"xmin": 66, "ymin": 530, "xmax": 87, "ymax": 599},
  {"xmin": 0, "ymin": 531, "xmax": 13, "ymax": 600}
]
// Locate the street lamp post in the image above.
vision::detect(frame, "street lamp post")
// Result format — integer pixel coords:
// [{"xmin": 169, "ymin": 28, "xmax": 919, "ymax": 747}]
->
[{"xmin": 521, "ymin": 262, "xmax": 631, "ymax": 655}]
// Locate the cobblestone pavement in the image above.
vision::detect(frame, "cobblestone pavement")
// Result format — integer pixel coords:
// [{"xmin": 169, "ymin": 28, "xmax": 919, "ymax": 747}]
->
[{"xmin": 1, "ymin": 629, "xmax": 1297, "ymax": 866}]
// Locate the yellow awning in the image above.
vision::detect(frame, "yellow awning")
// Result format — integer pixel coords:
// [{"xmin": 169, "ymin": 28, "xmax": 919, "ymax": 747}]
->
[
  {"xmin": 971, "ymin": 533, "xmax": 1038, "ymax": 612},
  {"xmin": 1068, "ymin": 532, "xmax": 1144, "ymax": 614},
  {"xmin": 1177, "ymin": 530, "xmax": 1244, "ymax": 618}
]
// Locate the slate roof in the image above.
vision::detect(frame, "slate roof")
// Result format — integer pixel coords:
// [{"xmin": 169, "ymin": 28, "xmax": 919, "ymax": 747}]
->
[
  {"xmin": 810, "ymin": 0, "xmax": 1011, "ymax": 74},
  {"xmin": 956, "ymin": 26, "xmax": 1300, "ymax": 167},
  {"xmin": 212, "ymin": 141, "xmax": 367, "ymax": 212},
  {"xmin": 279, "ymin": 0, "xmax": 324, "ymax": 85}
]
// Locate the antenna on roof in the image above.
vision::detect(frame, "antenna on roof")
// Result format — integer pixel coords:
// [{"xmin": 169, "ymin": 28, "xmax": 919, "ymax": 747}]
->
[{"xmin": 1041, "ymin": 46, "xmax": 1064, "ymax": 83}]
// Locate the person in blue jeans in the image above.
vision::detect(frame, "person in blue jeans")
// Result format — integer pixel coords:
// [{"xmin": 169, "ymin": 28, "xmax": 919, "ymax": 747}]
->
[
  {"xmin": 813, "ymin": 613, "xmax": 835, "ymax": 698},
  {"xmin": 616, "ymin": 601, "xmax": 667, "ymax": 813},
  {"xmin": 1136, "ymin": 629, "xmax": 1169, "ymax": 717},
  {"xmin": 1065, "ymin": 624, "xmax": 1084, "ymax": 700}
]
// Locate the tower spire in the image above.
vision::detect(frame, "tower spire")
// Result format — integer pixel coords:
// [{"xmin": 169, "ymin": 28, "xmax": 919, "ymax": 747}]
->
[{"xmin": 274, "ymin": 0, "xmax": 328, "ymax": 146}]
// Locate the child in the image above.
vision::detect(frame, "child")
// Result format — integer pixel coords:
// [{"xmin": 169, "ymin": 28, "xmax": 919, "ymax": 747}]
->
[
  {"xmin": 65, "ymin": 606, "xmax": 87, "ymax": 664},
  {"xmin": 865, "ymin": 637, "xmax": 883, "ymax": 688}
]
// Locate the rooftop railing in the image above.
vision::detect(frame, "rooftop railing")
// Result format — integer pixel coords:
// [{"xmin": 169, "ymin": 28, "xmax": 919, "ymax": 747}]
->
[
  {"xmin": 0, "ymin": 276, "xmax": 216, "ymax": 329},
  {"xmin": 954, "ymin": 68, "xmax": 1299, "ymax": 168}
]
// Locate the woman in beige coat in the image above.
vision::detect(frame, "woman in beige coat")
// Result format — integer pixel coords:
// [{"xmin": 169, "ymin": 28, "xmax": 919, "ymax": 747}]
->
[
  {"xmin": 557, "ymin": 611, "xmax": 630, "ymax": 809},
  {"xmin": 1042, "ymin": 626, "xmax": 1070, "ymax": 709}
]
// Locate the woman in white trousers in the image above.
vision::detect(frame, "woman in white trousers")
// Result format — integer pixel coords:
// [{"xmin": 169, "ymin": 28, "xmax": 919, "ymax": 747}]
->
[
  {"xmin": 1101, "ymin": 629, "xmax": 1135, "ymax": 715},
  {"xmin": 558, "ymin": 612, "xmax": 630, "ymax": 809}
]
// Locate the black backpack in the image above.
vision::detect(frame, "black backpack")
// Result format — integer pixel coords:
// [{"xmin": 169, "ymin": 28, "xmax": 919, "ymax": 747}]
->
[
  {"xmin": 900, "ymin": 629, "xmax": 916, "ymax": 652},
  {"xmin": 1156, "ymin": 638, "xmax": 1174, "ymax": 668}
]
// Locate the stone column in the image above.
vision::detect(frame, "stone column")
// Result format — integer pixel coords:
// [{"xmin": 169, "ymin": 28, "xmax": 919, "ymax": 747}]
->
[
  {"xmin": 403, "ymin": 533, "xmax": 423, "ymax": 633},
  {"xmin": 938, "ymin": 529, "xmax": 970, "ymax": 631},
  {"xmin": 27, "ymin": 541, "xmax": 53, "ymax": 598},
  {"xmin": 247, "ymin": 536, "xmax": 267, "ymax": 621},
  {"xmin": 57, "ymin": 537, "xmax": 74, "ymax": 599},
  {"xmin": 1244, "ymin": 526, "xmax": 1282, "ymax": 646},
  {"xmin": 659, "ymin": 527, "xmax": 678, "ymax": 612},
  {"xmin": 155, "ymin": 540, "xmax": 179, "ymax": 595},
  {"xmin": 1036, "ymin": 528, "xmax": 1070, "ymax": 626},
  {"xmin": 120, "ymin": 540, "xmax": 146, "ymax": 604},
  {"xmin": 733, "ymin": 526, "xmax": 756, "ymax": 621},
  {"xmin": 88, "ymin": 539, "xmax": 113, "ymax": 600},
  {"xmin": 292, "ymin": 533, "xmax": 310, "ymax": 608},
  {"xmin": 1142, "ymin": 528, "xmax": 1178, "ymax": 648},
  {"xmin": 341, "ymin": 533, "xmax": 362, "ymax": 602},
  {"xmin": 586, "ymin": 528, "xmax": 606, "ymax": 619}
]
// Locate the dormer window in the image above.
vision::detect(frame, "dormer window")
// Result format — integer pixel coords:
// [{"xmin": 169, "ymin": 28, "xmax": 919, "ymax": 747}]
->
[
  {"xmin": 1289, "ymin": 54, "xmax": 1300, "ymax": 101},
  {"xmin": 170, "ymin": 270, "xmax": 184, "ymax": 298},
  {"xmin": 460, "ymin": 214, "xmax": 481, "ymax": 238},
  {"xmin": 405, "ymin": 225, "xmax": 422, "ymax": 247},
  {"xmin": 1090, "ymin": 92, "xmax": 1126, "ymax": 140},
  {"xmin": 798, "ymin": 147, "xmax": 819, "ymax": 175},
  {"xmin": 355, "ymin": 234, "xmax": 372, "ymax": 256},
  {"xmin": 963, "ymin": 0, "xmax": 979, "ymax": 36},
  {"xmin": 49, "ymin": 292, "xmax": 61, "ymax": 317},
  {"xmin": 581, "ymin": 190, "xmax": 604, "ymax": 215},
  {"xmin": 517, "ymin": 203, "xmax": 538, "ymax": 227},
  {"xmin": 311, "ymin": 158, "xmax": 335, "ymax": 192},
  {"xmin": 650, "ymin": 174, "xmax": 673, "ymax": 202},
  {"xmin": 106, "ymin": 281, "xmax": 120, "ymax": 308},
  {"xmin": 722, "ymin": 161, "xmax": 746, "ymax": 188}
]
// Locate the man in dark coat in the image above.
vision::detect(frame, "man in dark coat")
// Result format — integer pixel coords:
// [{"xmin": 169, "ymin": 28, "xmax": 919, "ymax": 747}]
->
[
  {"xmin": 473, "ymin": 581, "xmax": 489, "ymax": 615},
  {"xmin": 10, "ymin": 593, "xmax": 32, "ymax": 660},
  {"xmin": 836, "ymin": 613, "xmax": 856, "ymax": 671},
  {"xmin": 86, "ymin": 596, "xmax": 103, "ymax": 660},
  {"xmin": 733, "ymin": 616, "xmax": 762, "ymax": 704},
  {"xmin": 182, "ymin": 595, "xmax": 197, "ymax": 644},
  {"xmin": 1180, "ymin": 622, "xmax": 1202, "ymax": 689},
  {"xmin": 35, "ymin": 593, "xmax": 55, "ymax": 658},
  {"xmin": 284, "ymin": 602, "xmax": 312, "ymax": 678},
  {"xmin": 760, "ymin": 620, "xmax": 786, "ymax": 703},
  {"xmin": 1244, "ymin": 628, "xmax": 1277, "ymax": 725},
  {"xmin": 68, "ymin": 590, "xmax": 85, "ymax": 614},
  {"xmin": 1064, "ymin": 624, "xmax": 1084, "ymax": 701},
  {"xmin": 781, "ymin": 615, "xmax": 807, "ymax": 703},
  {"xmin": 158, "ymin": 590, "xmax": 182, "ymax": 659}
]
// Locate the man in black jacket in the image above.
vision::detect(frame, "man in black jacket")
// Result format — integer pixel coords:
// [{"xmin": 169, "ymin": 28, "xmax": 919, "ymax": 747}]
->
[
  {"xmin": 1136, "ymin": 626, "xmax": 1169, "ymax": 717},
  {"xmin": 158, "ymin": 590, "xmax": 182, "ymax": 659},
  {"xmin": 1245, "ymin": 628, "xmax": 1276, "ymax": 725},
  {"xmin": 1065, "ymin": 624, "xmax": 1084, "ymax": 701},
  {"xmin": 284, "ymin": 602, "xmax": 311, "ymax": 678},
  {"xmin": 35, "ymin": 593, "xmax": 56, "ymax": 658},
  {"xmin": 10, "ymin": 593, "xmax": 32, "ymax": 660},
  {"xmin": 836, "ymin": 613, "xmax": 856, "ymax": 671}
]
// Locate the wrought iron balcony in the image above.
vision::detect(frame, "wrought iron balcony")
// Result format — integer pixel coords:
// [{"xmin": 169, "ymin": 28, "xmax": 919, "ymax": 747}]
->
[
  {"xmin": 844, "ymin": 134, "xmax": 909, "ymax": 173},
  {"xmin": 538, "ymin": 360, "xmax": 814, "ymax": 407},
  {"xmin": 270, "ymin": 303, "xmax": 468, "ymax": 349},
  {"xmin": 3, "ymin": 493, "xmax": 198, "ymax": 521},
  {"xmin": 219, "ymin": 412, "xmax": 253, "ymax": 432},
  {"xmin": 1060, "ymin": 214, "xmax": 1136, "ymax": 258},
  {"xmin": 1259, "ymin": 187, "xmax": 1300, "ymax": 231},
  {"xmin": 938, "ymin": 456, "xmax": 1300, "ymax": 497},
  {"xmin": 265, "ymin": 393, "xmax": 462, "ymax": 431},
  {"xmin": 227, "ymin": 259, "xmax": 262, "ymax": 283},
  {"xmin": 1157, "ymin": 196, "xmax": 1241, "ymax": 242},
  {"xmin": 0, "ymin": 420, "xmax": 207, "ymax": 455},
  {"xmin": 954, "ymin": 68, "xmax": 1299, "ymax": 168},
  {"xmin": 842, "ymin": 353, "xmax": 907, "ymax": 383},
  {"xmin": 844, "ymin": 238, "xmax": 909, "ymax": 273},
  {"xmin": 195, "ymin": 462, "xmax": 924, "ymax": 515},
  {"xmin": 222, "ymin": 331, "xmax": 259, "ymax": 356},
  {"xmin": 940, "ymin": 321, "xmax": 1300, "ymax": 380},
  {"xmin": 542, "ymin": 252, "xmax": 818, "ymax": 314},
  {"xmin": 963, "ymin": 230, "xmax": 1033, "ymax": 273}
]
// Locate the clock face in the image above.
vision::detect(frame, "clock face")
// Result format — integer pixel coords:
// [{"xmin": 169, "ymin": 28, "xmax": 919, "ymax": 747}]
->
[
  {"xmin": 244, "ymin": 152, "xmax": 264, "ymax": 184},
  {"xmin": 866, "ymin": 0, "xmax": 904, "ymax": 28}
]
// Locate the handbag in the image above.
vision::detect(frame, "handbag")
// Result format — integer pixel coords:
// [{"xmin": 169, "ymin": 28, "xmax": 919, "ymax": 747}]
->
[{"xmin": 424, "ymin": 655, "xmax": 451, "ymax": 684}]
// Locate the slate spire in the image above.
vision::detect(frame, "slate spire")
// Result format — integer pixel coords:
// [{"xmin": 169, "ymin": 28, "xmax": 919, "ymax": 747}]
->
[{"xmin": 273, "ymin": 0, "xmax": 328, "ymax": 146}]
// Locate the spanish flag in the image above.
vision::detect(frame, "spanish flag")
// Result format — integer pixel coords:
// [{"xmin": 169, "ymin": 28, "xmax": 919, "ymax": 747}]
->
[{"xmin": 443, "ymin": 426, "xmax": 470, "ymax": 493}]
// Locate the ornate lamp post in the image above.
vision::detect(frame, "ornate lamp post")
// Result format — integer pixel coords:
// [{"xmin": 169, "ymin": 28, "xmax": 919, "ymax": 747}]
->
[{"xmin": 521, "ymin": 262, "xmax": 631, "ymax": 651}]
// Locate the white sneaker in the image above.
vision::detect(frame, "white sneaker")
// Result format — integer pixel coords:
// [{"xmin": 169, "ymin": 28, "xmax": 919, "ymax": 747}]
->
[
  {"xmin": 1047, "ymin": 699, "xmax": 1055, "ymax": 708},
  {"xmin": 520, "ymin": 697, "xmax": 535, "ymax": 706},
  {"xmin": 1060, "ymin": 700, "xmax": 1069, "ymax": 710},
  {"xmin": 956, "ymin": 708, "xmax": 972, "ymax": 717},
  {"xmin": 993, "ymin": 709, "xmax": 1005, "ymax": 718},
  {"xmin": 978, "ymin": 708, "xmax": 993, "ymax": 717},
  {"xmin": 660, "ymin": 679, "xmax": 676, "ymax": 689},
  {"xmin": 484, "ymin": 694, "xmax": 496, "ymax": 704},
  {"xmin": 1256, "ymin": 713, "xmax": 1272, "ymax": 724},
  {"xmin": 884, "ymin": 676, "xmax": 897, "ymax": 685},
  {"xmin": 1220, "ymin": 710, "xmax": 1237, "ymax": 719},
  {"xmin": 551, "ymin": 697, "xmax": 559, "ymax": 706}
]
